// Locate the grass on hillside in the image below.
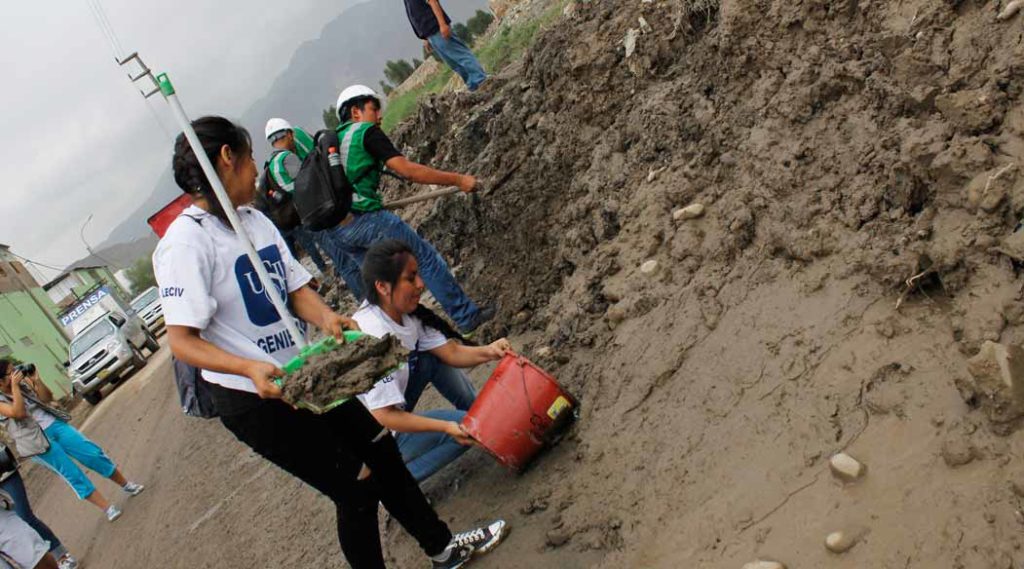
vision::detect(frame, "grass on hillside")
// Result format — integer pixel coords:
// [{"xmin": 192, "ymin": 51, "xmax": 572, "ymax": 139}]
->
[{"xmin": 381, "ymin": 1, "xmax": 565, "ymax": 133}]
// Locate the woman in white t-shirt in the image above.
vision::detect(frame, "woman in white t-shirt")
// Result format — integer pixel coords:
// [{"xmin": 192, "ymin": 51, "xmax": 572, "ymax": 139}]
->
[
  {"xmin": 155, "ymin": 116, "xmax": 505, "ymax": 569},
  {"xmin": 354, "ymin": 240, "xmax": 512, "ymax": 482}
]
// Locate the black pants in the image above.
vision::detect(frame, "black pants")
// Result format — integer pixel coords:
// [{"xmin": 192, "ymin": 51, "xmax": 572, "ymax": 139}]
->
[{"xmin": 213, "ymin": 387, "xmax": 452, "ymax": 567}]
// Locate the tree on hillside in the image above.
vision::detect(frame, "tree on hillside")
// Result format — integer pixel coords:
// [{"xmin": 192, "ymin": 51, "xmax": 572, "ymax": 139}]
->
[
  {"xmin": 383, "ymin": 59, "xmax": 417, "ymax": 86},
  {"xmin": 452, "ymin": 22, "xmax": 472, "ymax": 44},
  {"xmin": 466, "ymin": 10, "xmax": 495, "ymax": 40},
  {"xmin": 125, "ymin": 256, "xmax": 156, "ymax": 297},
  {"xmin": 379, "ymin": 81, "xmax": 394, "ymax": 96},
  {"xmin": 323, "ymin": 105, "xmax": 340, "ymax": 130}
]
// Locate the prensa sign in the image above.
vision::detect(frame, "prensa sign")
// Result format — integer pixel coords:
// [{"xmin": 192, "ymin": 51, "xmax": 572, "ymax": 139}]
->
[{"xmin": 60, "ymin": 286, "xmax": 111, "ymax": 327}]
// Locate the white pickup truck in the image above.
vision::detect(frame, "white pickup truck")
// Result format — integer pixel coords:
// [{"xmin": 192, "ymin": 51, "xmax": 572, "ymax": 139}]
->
[{"xmin": 131, "ymin": 286, "xmax": 165, "ymax": 336}]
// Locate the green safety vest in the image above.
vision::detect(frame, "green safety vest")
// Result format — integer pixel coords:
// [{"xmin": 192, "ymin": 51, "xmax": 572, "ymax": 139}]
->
[
  {"xmin": 336, "ymin": 121, "xmax": 384, "ymax": 212},
  {"xmin": 266, "ymin": 126, "xmax": 315, "ymax": 194}
]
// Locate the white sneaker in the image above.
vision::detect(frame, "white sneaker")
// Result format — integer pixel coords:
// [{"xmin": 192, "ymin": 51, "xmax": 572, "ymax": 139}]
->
[
  {"xmin": 122, "ymin": 482, "xmax": 145, "ymax": 497},
  {"xmin": 58, "ymin": 554, "xmax": 79, "ymax": 569},
  {"xmin": 105, "ymin": 505, "xmax": 122, "ymax": 522}
]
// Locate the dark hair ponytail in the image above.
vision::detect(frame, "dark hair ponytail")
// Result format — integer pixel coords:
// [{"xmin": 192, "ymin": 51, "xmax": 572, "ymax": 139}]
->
[
  {"xmin": 362, "ymin": 239, "xmax": 472, "ymax": 344},
  {"xmin": 172, "ymin": 116, "xmax": 251, "ymax": 201}
]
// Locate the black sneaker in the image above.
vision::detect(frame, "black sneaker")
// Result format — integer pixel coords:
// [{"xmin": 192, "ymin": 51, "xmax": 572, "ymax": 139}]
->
[
  {"xmin": 457, "ymin": 520, "xmax": 509, "ymax": 556},
  {"xmin": 431, "ymin": 520, "xmax": 509, "ymax": 568},
  {"xmin": 431, "ymin": 544, "xmax": 474, "ymax": 569},
  {"xmin": 462, "ymin": 305, "xmax": 497, "ymax": 335}
]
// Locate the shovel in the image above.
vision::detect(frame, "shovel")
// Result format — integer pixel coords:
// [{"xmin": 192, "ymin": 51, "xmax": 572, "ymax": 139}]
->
[{"xmin": 383, "ymin": 159, "xmax": 524, "ymax": 209}]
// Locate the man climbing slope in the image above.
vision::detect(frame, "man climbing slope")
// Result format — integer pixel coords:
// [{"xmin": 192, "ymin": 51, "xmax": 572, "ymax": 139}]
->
[
  {"xmin": 323, "ymin": 85, "xmax": 494, "ymax": 334},
  {"xmin": 404, "ymin": 0, "xmax": 487, "ymax": 91}
]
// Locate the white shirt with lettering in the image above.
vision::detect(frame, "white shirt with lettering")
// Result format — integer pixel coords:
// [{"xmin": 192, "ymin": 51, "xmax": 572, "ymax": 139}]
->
[
  {"xmin": 153, "ymin": 205, "xmax": 311, "ymax": 393},
  {"xmin": 353, "ymin": 303, "xmax": 449, "ymax": 411}
]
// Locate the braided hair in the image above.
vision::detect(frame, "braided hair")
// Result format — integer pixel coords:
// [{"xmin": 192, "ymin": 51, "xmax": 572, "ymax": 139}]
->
[
  {"xmin": 362, "ymin": 239, "xmax": 471, "ymax": 344},
  {"xmin": 172, "ymin": 116, "xmax": 251, "ymax": 219}
]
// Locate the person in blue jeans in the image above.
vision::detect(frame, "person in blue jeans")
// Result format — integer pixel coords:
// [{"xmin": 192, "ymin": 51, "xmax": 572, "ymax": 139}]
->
[
  {"xmin": 0, "ymin": 362, "xmax": 144, "ymax": 523},
  {"xmin": 0, "ymin": 444, "xmax": 78, "ymax": 569},
  {"xmin": 403, "ymin": 0, "xmax": 487, "ymax": 91},
  {"xmin": 353, "ymin": 240, "xmax": 512, "ymax": 481},
  {"xmin": 325, "ymin": 85, "xmax": 495, "ymax": 333}
]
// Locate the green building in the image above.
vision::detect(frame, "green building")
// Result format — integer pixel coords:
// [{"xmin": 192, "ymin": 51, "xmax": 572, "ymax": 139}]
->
[{"xmin": 0, "ymin": 245, "xmax": 73, "ymax": 397}]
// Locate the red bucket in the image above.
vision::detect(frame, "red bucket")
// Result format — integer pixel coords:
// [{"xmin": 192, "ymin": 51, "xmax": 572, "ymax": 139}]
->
[{"xmin": 462, "ymin": 353, "xmax": 578, "ymax": 472}]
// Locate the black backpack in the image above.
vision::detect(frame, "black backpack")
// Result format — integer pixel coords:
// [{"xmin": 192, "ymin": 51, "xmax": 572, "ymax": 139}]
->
[
  {"xmin": 292, "ymin": 129, "xmax": 354, "ymax": 231},
  {"xmin": 256, "ymin": 150, "xmax": 302, "ymax": 232}
]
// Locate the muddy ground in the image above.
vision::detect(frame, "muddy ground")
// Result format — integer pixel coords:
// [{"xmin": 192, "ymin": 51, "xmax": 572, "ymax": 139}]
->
[
  {"xmin": 374, "ymin": 0, "xmax": 1024, "ymax": 566},
  {"xmin": 25, "ymin": 0, "xmax": 1024, "ymax": 568}
]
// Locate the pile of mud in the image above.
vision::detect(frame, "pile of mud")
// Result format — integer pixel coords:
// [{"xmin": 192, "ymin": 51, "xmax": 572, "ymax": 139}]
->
[
  {"xmin": 371, "ymin": 0, "xmax": 1024, "ymax": 566},
  {"xmin": 282, "ymin": 335, "xmax": 405, "ymax": 410}
]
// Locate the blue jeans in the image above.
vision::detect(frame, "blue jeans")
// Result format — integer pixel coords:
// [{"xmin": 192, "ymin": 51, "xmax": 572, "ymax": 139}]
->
[
  {"xmin": 396, "ymin": 352, "xmax": 477, "ymax": 481},
  {"xmin": 0, "ymin": 472, "xmax": 66, "ymax": 557},
  {"xmin": 283, "ymin": 226, "xmax": 329, "ymax": 274},
  {"xmin": 324, "ymin": 210, "xmax": 481, "ymax": 330},
  {"xmin": 428, "ymin": 33, "xmax": 487, "ymax": 91},
  {"xmin": 33, "ymin": 421, "xmax": 117, "ymax": 500}
]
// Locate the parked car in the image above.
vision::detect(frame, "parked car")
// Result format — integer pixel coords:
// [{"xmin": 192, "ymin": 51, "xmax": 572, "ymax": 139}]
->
[
  {"xmin": 131, "ymin": 286, "xmax": 165, "ymax": 336},
  {"xmin": 66, "ymin": 311, "xmax": 159, "ymax": 405}
]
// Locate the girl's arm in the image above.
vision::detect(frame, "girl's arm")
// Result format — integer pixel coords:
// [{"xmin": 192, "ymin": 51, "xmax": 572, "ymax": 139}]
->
[
  {"xmin": 290, "ymin": 285, "xmax": 360, "ymax": 339},
  {"xmin": 430, "ymin": 338, "xmax": 512, "ymax": 368},
  {"xmin": 166, "ymin": 326, "xmax": 284, "ymax": 399},
  {"xmin": 370, "ymin": 405, "xmax": 474, "ymax": 446},
  {"xmin": 0, "ymin": 372, "xmax": 28, "ymax": 419}
]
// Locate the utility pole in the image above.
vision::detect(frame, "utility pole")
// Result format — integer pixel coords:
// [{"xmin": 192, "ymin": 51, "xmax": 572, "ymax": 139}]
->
[{"xmin": 79, "ymin": 213, "xmax": 118, "ymax": 269}]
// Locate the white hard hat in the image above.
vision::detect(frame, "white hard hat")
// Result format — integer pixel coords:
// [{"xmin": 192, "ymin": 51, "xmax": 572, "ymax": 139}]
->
[
  {"xmin": 264, "ymin": 118, "xmax": 293, "ymax": 141},
  {"xmin": 336, "ymin": 85, "xmax": 380, "ymax": 120}
]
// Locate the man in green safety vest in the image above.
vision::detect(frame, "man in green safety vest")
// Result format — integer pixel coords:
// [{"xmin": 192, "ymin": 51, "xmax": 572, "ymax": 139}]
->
[
  {"xmin": 321, "ymin": 85, "xmax": 494, "ymax": 333},
  {"xmin": 259, "ymin": 118, "xmax": 352, "ymax": 288}
]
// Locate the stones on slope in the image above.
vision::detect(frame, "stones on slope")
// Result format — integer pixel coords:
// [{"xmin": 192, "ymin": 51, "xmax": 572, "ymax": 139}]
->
[
  {"xmin": 958, "ymin": 341, "xmax": 1024, "ymax": 434},
  {"xmin": 742, "ymin": 561, "xmax": 786, "ymax": 569},
  {"xmin": 829, "ymin": 453, "xmax": 867, "ymax": 483},
  {"xmin": 640, "ymin": 260, "xmax": 660, "ymax": 276},
  {"xmin": 941, "ymin": 436, "xmax": 977, "ymax": 467},
  {"xmin": 825, "ymin": 528, "xmax": 866, "ymax": 553},
  {"xmin": 673, "ymin": 203, "xmax": 706, "ymax": 221}
]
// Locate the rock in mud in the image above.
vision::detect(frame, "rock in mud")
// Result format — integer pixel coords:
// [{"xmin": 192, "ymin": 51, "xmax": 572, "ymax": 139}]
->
[
  {"xmin": 606, "ymin": 305, "xmax": 627, "ymax": 325},
  {"xmin": 829, "ymin": 453, "xmax": 867, "ymax": 483},
  {"xmin": 825, "ymin": 529, "xmax": 864, "ymax": 553},
  {"xmin": 673, "ymin": 204, "xmax": 706, "ymax": 221},
  {"xmin": 742, "ymin": 562, "xmax": 786, "ymax": 569},
  {"xmin": 545, "ymin": 528, "xmax": 571, "ymax": 548},
  {"xmin": 961, "ymin": 341, "xmax": 1024, "ymax": 434},
  {"xmin": 640, "ymin": 260, "xmax": 660, "ymax": 275},
  {"xmin": 282, "ymin": 336, "xmax": 406, "ymax": 410},
  {"xmin": 941, "ymin": 437, "xmax": 977, "ymax": 467},
  {"xmin": 535, "ymin": 346, "xmax": 554, "ymax": 359}
]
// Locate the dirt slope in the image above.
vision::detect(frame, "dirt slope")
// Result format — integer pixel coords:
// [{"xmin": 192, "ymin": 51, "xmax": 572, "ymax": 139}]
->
[{"xmin": 373, "ymin": 0, "xmax": 1024, "ymax": 566}]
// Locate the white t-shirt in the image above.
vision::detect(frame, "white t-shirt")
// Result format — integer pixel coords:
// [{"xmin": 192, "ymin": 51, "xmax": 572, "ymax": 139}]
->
[
  {"xmin": 27, "ymin": 404, "xmax": 54, "ymax": 431},
  {"xmin": 353, "ymin": 303, "xmax": 449, "ymax": 411},
  {"xmin": 153, "ymin": 205, "xmax": 312, "ymax": 393}
]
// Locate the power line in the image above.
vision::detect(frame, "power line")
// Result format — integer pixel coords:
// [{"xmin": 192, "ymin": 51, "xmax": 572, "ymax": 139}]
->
[{"xmin": 5, "ymin": 251, "xmax": 66, "ymax": 272}]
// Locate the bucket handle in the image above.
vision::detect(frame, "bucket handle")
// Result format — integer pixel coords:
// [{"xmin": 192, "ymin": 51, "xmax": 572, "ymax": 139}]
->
[{"xmin": 515, "ymin": 356, "xmax": 548, "ymax": 431}]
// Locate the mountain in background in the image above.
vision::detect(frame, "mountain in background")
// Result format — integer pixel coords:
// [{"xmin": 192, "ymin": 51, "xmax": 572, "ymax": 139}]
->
[{"xmin": 92, "ymin": 0, "xmax": 487, "ymax": 258}]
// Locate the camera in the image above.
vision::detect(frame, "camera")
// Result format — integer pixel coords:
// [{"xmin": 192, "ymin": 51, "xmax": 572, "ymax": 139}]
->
[{"xmin": 13, "ymin": 363, "xmax": 35, "ymax": 376}]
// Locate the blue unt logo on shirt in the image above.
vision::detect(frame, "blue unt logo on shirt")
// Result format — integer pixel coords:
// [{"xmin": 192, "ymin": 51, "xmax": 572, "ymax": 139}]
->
[{"xmin": 234, "ymin": 245, "xmax": 290, "ymax": 327}]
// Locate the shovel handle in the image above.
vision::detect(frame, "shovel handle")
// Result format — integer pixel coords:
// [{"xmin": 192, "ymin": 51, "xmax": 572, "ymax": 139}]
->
[{"xmin": 384, "ymin": 186, "xmax": 462, "ymax": 209}]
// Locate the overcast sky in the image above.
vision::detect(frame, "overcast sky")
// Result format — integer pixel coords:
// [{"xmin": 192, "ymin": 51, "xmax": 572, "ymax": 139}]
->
[{"xmin": 1, "ymin": 0, "xmax": 356, "ymax": 283}]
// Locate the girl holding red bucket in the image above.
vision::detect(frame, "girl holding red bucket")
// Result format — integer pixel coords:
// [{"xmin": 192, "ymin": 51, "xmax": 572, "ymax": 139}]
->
[{"xmin": 353, "ymin": 240, "xmax": 512, "ymax": 481}]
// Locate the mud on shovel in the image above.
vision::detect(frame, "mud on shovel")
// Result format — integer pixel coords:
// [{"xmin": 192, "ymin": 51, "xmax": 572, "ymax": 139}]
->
[{"xmin": 116, "ymin": 53, "xmax": 363, "ymax": 411}]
